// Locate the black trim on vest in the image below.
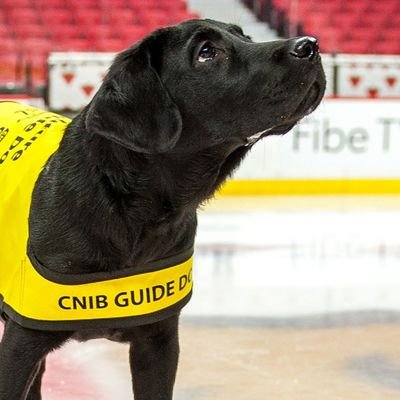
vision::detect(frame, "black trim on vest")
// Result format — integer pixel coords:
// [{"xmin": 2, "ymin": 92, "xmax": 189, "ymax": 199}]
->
[{"xmin": 27, "ymin": 244, "xmax": 194, "ymax": 285}]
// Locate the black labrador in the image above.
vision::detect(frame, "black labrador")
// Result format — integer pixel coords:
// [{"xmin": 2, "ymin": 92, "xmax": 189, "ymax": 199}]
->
[{"xmin": 0, "ymin": 19, "xmax": 325, "ymax": 400}]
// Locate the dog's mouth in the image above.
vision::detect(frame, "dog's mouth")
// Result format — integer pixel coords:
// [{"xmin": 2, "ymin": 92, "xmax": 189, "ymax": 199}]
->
[
  {"xmin": 245, "ymin": 81, "xmax": 323, "ymax": 146},
  {"xmin": 295, "ymin": 81, "xmax": 322, "ymax": 118}
]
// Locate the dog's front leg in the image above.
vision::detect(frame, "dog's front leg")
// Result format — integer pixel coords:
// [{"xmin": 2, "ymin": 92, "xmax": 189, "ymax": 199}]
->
[
  {"xmin": 129, "ymin": 315, "xmax": 180, "ymax": 400},
  {"xmin": 25, "ymin": 359, "xmax": 46, "ymax": 400},
  {"xmin": 0, "ymin": 319, "xmax": 71, "ymax": 400}
]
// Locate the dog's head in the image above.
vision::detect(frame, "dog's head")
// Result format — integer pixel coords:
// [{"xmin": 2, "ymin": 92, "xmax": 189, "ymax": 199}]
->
[{"xmin": 86, "ymin": 19, "xmax": 325, "ymax": 153}]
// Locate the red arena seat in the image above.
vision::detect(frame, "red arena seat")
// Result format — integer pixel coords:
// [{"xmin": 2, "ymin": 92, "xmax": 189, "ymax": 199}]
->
[
  {"xmin": 376, "ymin": 39, "xmax": 400, "ymax": 55},
  {"xmin": 13, "ymin": 24, "xmax": 49, "ymax": 39},
  {"xmin": 266, "ymin": 0, "xmax": 399, "ymax": 55},
  {"xmin": 68, "ymin": 0, "xmax": 100, "ymax": 9},
  {"xmin": 1, "ymin": 0, "xmax": 32, "ymax": 8},
  {"xmin": 41, "ymin": 10, "xmax": 75, "ymax": 25},
  {"xmin": 94, "ymin": 38, "xmax": 127, "ymax": 52},
  {"xmin": 6, "ymin": 8, "xmax": 41, "ymax": 25},
  {"xmin": 106, "ymin": 10, "xmax": 137, "ymax": 26},
  {"xmin": 23, "ymin": 53, "xmax": 49, "ymax": 85},
  {"xmin": 18, "ymin": 39, "xmax": 53, "ymax": 58},
  {"xmin": 86, "ymin": 25, "xmax": 119, "ymax": 41},
  {"xmin": 0, "ymin": 0, "xmax": 194, "ymax": 90},
  {"xmin": 118, "ymin": 25, "xmax": 150, "ymax": 44},
  {"xmin": 54, "ymin": 39, "xmax": 94, "ymax": 52},
  {"xmin": 34, "ymin": 0, "xmax": 67, "ymax": 8},
  {"xmin": 49, "ymin": 25, "xmax": 85, "ymax": 41},
  {"xmin": 0, "ymin": 54, "xmax": 21, "ymax": 84},
  {"xmin": 138, "ymin": 10, "xmax": 172, "ymax": 29},
  {"xmin": 0, "ymin": 25, "xmax": 13, "ymax": 39},
  {"xmin": 73, "ymin": 9, "xmax": 105, "ymax": 26},
  {"xmin": 105, "ymin": 0, "xmax": 128, "ymax": 7},
  {"xmin": 0, "ymin": 39, "xmax": 18, "ymax": 56}
]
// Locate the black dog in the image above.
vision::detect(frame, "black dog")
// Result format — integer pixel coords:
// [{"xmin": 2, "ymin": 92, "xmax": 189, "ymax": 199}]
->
[{"xmin": 0, "ymin": 19, "xmax": 325, "ymax": 400}]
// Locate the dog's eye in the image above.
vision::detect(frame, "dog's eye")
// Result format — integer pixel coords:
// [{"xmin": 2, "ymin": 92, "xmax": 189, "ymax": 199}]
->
[{"xmin": 197, "ymin": 43, "xmax": 217, "ymax": 63}]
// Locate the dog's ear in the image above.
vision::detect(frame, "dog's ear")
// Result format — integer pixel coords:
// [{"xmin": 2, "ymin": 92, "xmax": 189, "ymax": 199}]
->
[{"xmin": 85, "ymin": 34, "xmax": 182, "ymax": 153}]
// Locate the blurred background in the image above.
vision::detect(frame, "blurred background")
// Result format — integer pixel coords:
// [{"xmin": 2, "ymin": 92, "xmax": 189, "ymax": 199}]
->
[{"xmin": 1, "ymin": 1, "xmax": 400, "ymax": 399}]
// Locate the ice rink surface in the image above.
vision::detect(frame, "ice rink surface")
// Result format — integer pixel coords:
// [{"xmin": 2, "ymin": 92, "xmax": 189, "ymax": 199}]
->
[{"xmin": 3, "ymin": 195, "xmax": 400, "ymax": 399}]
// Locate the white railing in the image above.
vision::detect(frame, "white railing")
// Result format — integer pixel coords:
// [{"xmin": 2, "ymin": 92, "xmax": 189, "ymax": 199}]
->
[
  {"xmin": 323, "ymin": 54, "xmax": 400, "ymax": 98},
  {"xmin": 48, "ymin": 52, "xmax": 400, "ymax": 111}
]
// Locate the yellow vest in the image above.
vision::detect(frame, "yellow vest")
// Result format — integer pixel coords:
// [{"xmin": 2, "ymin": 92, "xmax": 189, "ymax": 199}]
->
[{"xmin": 0, "ymin": 102, "xmax": 193, "ymax": 331}]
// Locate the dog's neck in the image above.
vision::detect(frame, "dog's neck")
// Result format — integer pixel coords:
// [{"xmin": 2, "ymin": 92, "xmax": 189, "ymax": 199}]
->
[{"xmin": 84, "ymin": 127, "xmax": 249, "ymax": 221}]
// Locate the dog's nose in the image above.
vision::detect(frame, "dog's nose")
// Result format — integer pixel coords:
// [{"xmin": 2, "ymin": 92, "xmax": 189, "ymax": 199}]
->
[{"xmin": 290, "ymin": 37, "xmax": 319, "ymax": 60}]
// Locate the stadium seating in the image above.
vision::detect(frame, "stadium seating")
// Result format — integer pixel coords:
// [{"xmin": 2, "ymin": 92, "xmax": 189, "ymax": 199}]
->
[
  {"xmin": 0, "ymin": 0, "xmax": 199, "ymax": 91},
  {"xmin": 246, "ymin": 0, "xmax": 400, "ymax": 55}
]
